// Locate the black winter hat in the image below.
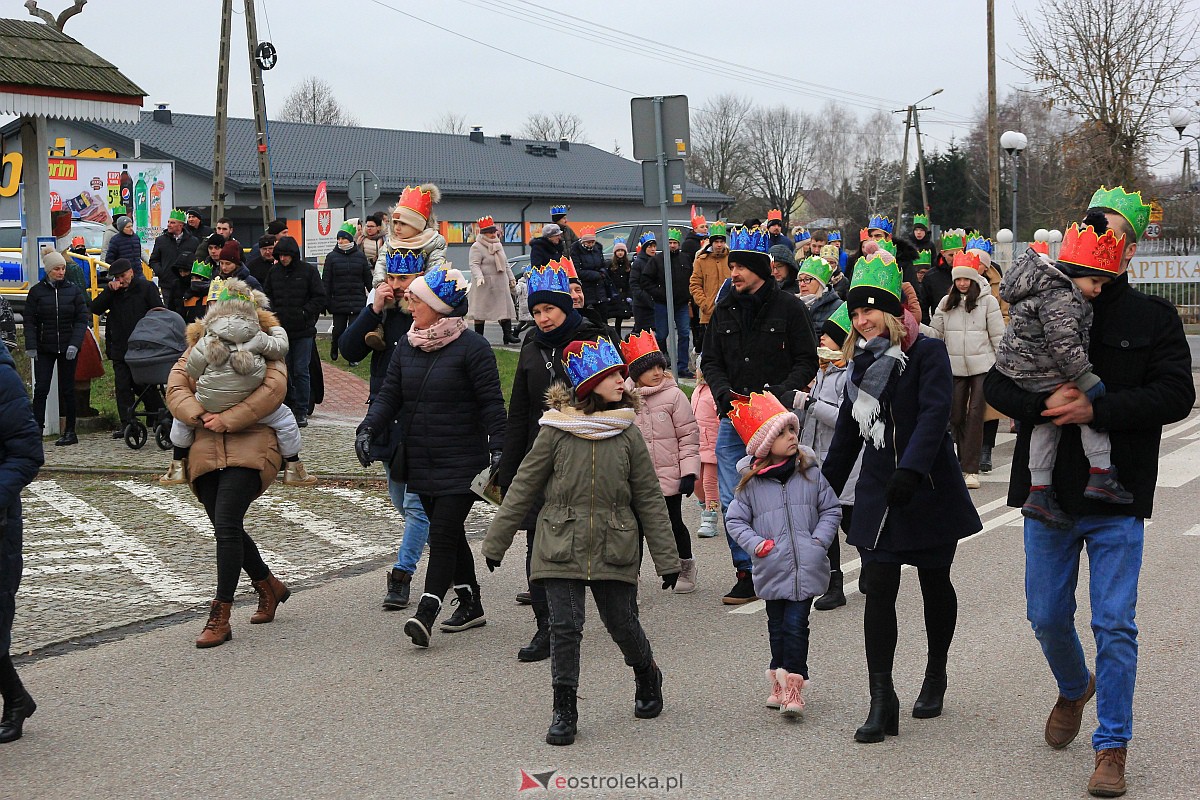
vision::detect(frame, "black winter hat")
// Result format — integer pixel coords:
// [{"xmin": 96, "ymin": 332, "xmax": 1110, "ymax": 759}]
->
[
  {"xmin": 266, "ymin": 219, "xmax": 288, "ymax": 236},
  {"xmin": 257, "ymin": 234, "xmax": 276, "ymax": 249},
  {"xmin": 206, "ymin": 233, "xmax": 226, "ymax": 249},
  {"xmin": 627, "ymin": 348, "xmax": 669, "ymax": 383}
]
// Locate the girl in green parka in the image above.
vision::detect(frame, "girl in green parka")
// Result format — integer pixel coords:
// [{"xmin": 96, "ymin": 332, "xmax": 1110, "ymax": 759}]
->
[{"xmin": 483, "ymin": 336, "xmax": 681, "ymax": 748}]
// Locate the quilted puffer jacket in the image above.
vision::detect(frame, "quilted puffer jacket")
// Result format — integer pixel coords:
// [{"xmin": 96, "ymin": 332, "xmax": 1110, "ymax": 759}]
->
[{"xmin": 629, "ymin": 375, "xmax": 701, "ymax": 495}]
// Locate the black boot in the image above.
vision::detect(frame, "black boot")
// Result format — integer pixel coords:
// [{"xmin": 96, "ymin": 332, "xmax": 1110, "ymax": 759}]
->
[
  {"xmin": 546, "ymin": 684, "xmax": 578, "ymax": 746},
  {"xmin": 633, "ymin": 660, "xmax": 663, "ymax": 719},
  {"xmin": 403, "ymin": 594, "xmax": 441, "ymax": 648},
  {"xmin": 54, "ymin": 430, "xmax": 78, "ymax": 446},
  {"xmin": 474, "ymin": 321, "xmax": 486, "ymax": 336},
  {"xmin": 721, "ymin": 570, "xmax": 757, "ymax": 605},
  {"xmin": 814, "ymin": 570, "xmax": 847, "ymax": 611},
  {"xmin": 912, "ymin": 669, "xmax": 948, "ymax": 719},
  {"xmin": 518, "ymin": 601, "xmax": 551, "ymax": 662},
  {"xmin": 440, "ymin": 584, "xmax": 486, "ymax": 632},
  {"xmin": 501, "ymin": 319, "xmax": 520, "ymax": 345},
  {"xmin": 854, "ymin": 672, "xmax": 899, "ymax": 743},
  {"xmin": 0, "ymin": 655, "xmax": 35, "ymax": 744},
  {"xmin": 979, "ymin": 445, "xmax": 993, "ymax": 474},
  {"xmin": 383, "ymin": 568, "xmax": 411, "ymax": 610}
]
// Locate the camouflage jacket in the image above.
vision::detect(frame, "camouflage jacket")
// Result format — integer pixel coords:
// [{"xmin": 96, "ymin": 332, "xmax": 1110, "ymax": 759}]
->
[{"xmin": 993, "ymin": 247, "xmax": 1100, "ymax": 394}]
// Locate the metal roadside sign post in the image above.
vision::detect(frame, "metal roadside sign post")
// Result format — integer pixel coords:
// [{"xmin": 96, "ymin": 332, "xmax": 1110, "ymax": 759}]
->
[
  {"xmin": 632, "ymin": 95, "xmax": 689, "ymax": 376},
  {"xmin": 347, "ymin": 169, "xmax": 381, "ymax": 227}
]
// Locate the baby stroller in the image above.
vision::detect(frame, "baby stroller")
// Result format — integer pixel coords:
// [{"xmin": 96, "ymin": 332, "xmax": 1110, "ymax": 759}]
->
[{"xmin": 123, "ymin": 308, "xmax": 187, "ymax": 450}]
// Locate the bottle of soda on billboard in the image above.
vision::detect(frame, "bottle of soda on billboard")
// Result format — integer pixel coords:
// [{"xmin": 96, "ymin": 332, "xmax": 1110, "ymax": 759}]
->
[
  {"xmin": 120, "ymin": 164, "xmax": 134, "ymax": 216},
  {"xmin": 149, "ymin": 180, "xmax": 162, "ymax": 228},
  {"xmin": 134, "ymin": 173, "xmax": 149, "ymax": 229}
]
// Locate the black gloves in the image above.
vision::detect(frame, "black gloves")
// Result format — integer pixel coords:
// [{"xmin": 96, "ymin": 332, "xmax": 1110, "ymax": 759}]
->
[
  {"xmin": 354, "ymin": 428, "xmax": 374, "ymax": 468},
  {"xmin": 485, "ymin": 557, "xmax": 502, "ymax": 573},
  {"xmin": 489, "ymin": 450, "xmax": 503, "ymax": 474},
  {"xmin": 661, "ymin": 572, "xmax": 679, "ymax": 590},
  {"xmin": 678, "ymin": 474, "xmax": 696, "ymax": 497},
  {"xmin": 886, "ymin": 468, "xmax": 922, "ymax": 508}
]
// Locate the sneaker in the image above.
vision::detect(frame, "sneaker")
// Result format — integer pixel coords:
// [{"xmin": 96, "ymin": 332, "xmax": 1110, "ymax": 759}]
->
[
  {"xmin": 111, "ymin": 430, "xmax": 125, "ymax": 440},
  {"xmin": 697, "ymin": 509, "xmax": 718, "ymax": 538},
  {"xmin": 1087, "ymin": 747, "xmax": 1127, "ymax": 797},
  {"xmin": 722, "ymin": 570, "xmax": 757, "ymax": 605},
  {"xmin": 296, "ymin": 413, "xmax": 308, "ymax": 428},
  {"xmin": 403, "ymin": 594, "xmax": 441, "ymax": 647},
  {"xmin": 1084, "ymin": 467, "xmax": 1135, "ymax": 504},
  {"xmin": 348, "ymin": 361, "xmax": 360, "ymax": 367},
  {"xmin": 1045, "ymin": 673, "xmax": 1095, "ymax": 749},
  {"xmin": 1022, "ymin": 487, "xmax": 1073, "ymax": 529},
  {"xmin": 963, "ymin": 472, "xmax": 981, "ymax": 489},
  {"xmin": 440, "ymin": 585, "xmax": 486, "ymax": 632},
  {"xmin": 766, "ymin": 668, "xmax": 784, "ymax": 709}
]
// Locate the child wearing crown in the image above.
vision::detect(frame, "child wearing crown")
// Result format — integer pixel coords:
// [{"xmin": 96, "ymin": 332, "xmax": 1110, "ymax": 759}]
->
[
  {"xmin": 994, "ymin": 212, "xmax": 1134, "ymax": 527},
  {"xmin": 724, "ymin": 391, "xmax": 842, "ymax": 718},
  {"xmin": 621, "ymin": 331, "xmax": 701, "ymax": 593},
  {"xmin": 160, "ymin": 278, "xmax": 317, "ymax": 488},
  {"xmin": 482, "ymin": 337, "xmax": 680, "ymax": 747}
]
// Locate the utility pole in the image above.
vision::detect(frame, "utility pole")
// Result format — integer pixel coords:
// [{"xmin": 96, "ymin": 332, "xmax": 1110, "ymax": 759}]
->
[
  {"xmin": 243, "ymin": 0, "xmax": 275, "ymax": 227},
  {"xmin": 211, "ymin": 0, "xmax": 233, "ymax": 220},
  {"xmin": 913, "ymin": 107, "xmax": 930, "ymax": 215},
  {"xmin": 895, "ymin": 106, "xmax": 912, "ymax": 229},
  {"xmin": 987, "ymin": 0, "xmax": 1001, "ymax": 237}
]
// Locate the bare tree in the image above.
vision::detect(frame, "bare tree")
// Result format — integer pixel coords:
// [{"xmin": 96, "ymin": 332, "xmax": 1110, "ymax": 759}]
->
[
  {"xmin": 427, "ymin": 112, "xmax": 467, "ymax": 135},
  {"xmin": 519, "ymin": 112, "xmax": 590, "ymax": 144},
  {"xmin": 276, "ymin": 76, "xmax": 359, "ymax": 126},
  {"xmin": 688, "ymin": 93, "xmax": 753, "ymax": 203},
  {"xmin": 742, "ymin": 106, "xmax": 816, "ymax": 225},
  {"xmin": 1013, "ymin": 0, "xmax": 1200, "ymax": 186},
  {"xmin": 612, "ymin": 139, "xmax": 623, "ymax": 158}
]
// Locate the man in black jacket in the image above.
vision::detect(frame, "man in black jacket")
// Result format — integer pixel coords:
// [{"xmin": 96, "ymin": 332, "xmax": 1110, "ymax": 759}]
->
[
  {"xmin": 148, "ymin": 209, "xmax": 199, "ymax": 281},
  {"xmin": 89, "ymin": 258, "xmax": 165, "ymax": 437},
  {"xmin": 639, "ymin": 229, "xmax": 693, "ymax": 376},
  {"xmin": 529, "ymin": 225, "xmax": 564, "ymax": 268},
  {"xmin": 185, "ymin": 208, "xmax": 212, "ymax": 242},
  {"xmin": 264, "ymin": 237, "xmax": 326, "ymax": 427},
  {"xmin": 984, "ymin": 187, "xmax": 1194, "ymax": 799},
  {"xmin": 701, "ymin": 236, "xmax": 818, "ymax": 604},
  {"xmin": 245, "ymin": 235, "xmax": 276, "ymax": 286},
  {"xmin": 568, "ymin": 228, "xmax": 606, "ymax": 312}
]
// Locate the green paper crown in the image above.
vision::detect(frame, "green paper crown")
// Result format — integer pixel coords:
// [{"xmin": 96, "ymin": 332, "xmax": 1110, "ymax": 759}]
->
[
  {"xmin": 914, "ymin": 249, "xmax": 932, "ymax": 267},
  {"xmin": 798, "ymin": 255, "xmax": 833, "ymax": 286},
  {"xmin": 1089, "ymin": 185, "xmax": 1152, "ymax": 240},
  {"xmin": 169, "ymin": 209, "xmax": 187, "ymax": 223},
  {"xmin": 708, "ymin": 221, "xmax": 727, "ymax": 238},
  {"xmin": 190, "ymin": 260, "xmax": 212, "ymax": 279},
  {"xmin": 849, "ymin": 253, "xmax": 902, "ymax": 300},
  {"xmin": 339, "ymin": 221, "xmax": 357, "ymax": 237},
  {"xmin": 913, "ymin": 213, "xmax": 929, "ymax": 228},
  {"xmin": 668, "ymin": 228, "xmax": 683, "ymax": 242},
  {"xmin": 827, "ymin": 302, "xmax": 851, "ymax": 335},
  {"xmin": 940, "ymin": 231, "xmax": 965, "ymax": 251},
  {"xmin": 877, "ymin": 239, "xmax": 896, "ymax": 256}
]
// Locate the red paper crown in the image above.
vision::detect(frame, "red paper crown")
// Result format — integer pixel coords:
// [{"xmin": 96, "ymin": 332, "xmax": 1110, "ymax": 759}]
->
[
  {"xmin": 619, "ymin": 330, "xmax": 660, "ymax": 366},
  {"xmin": 1058, "ymin": 223, "xmax": 1126, "ymax": 275},
  {"xmin": 398, "ymin": 186, "xmax": 433, "ymax": 222},
  {"xmin": 952, "ymin": 250, "xmax": 983, "ymax": 272},
  {"xmin": 729, "ymin": 392, "xmax": 789, "ymax": 448},
  {"xmin": 476, "ymin": 215, "xmax": 495, "ymax": 229},
  {"xmin": 549, "ymin": 256, "xmax": 578, "ymax": 280},
  {"xmin": 766, "ymin": 209, "xmax": 783, "ymax": 222},
  {"xmin": 579, "ymin": 225, "xmax": 596, "ymax": 238},
  {"xmin": 1030, "ymin": 241, "xmax": 1050, "ymax": 255},
  {"xmin": 691, "ymin": 204, "xmax": 706, "ymax": 229},
  {"xmin": 859, "ymin": 227, "xmax": 870, "ymax": 242}
]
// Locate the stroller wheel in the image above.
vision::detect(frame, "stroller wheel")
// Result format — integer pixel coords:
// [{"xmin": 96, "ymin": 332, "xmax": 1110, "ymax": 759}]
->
[
  {"xmin": 125, "ymin": 421, "xmax": 148, "ymax": 450},
  {"xmin": 155, "ymin": 425, "xmax": 172, "ymax": 451}
]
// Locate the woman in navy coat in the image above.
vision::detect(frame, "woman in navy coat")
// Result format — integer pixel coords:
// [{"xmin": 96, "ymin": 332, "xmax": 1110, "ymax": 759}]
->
[{"xmin": 822, "ymin": 253, "xmax": 981, "ymax": 745}]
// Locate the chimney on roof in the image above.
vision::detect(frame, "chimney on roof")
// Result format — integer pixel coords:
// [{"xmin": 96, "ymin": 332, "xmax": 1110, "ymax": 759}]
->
[
  {"xmin": 500, "ymin": 134, "xmax": 512, "ymax": 145},
  {"xmin": 469, "ymin": 126, "xmax": 485, "ymax": 144},
  {"xmin": 152, "ymin": 103, "xmax": 172, "ymax": 125},
  {"xmin": 545, "ymin": 147, "xmax": 557, "ymax": 158},
  {"xmin": 559, "ymin": 138, "xmax": 569, "ymax": 151}
]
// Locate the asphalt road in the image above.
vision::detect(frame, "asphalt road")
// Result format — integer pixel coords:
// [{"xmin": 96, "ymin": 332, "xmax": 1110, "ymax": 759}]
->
[{"xmin": 6, "ymin": 414, "xmax": 1200, "ymax": 799}]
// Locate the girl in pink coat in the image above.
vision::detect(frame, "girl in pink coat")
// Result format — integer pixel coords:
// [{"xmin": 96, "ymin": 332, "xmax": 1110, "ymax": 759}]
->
[
  {"xmin": 622, "ymin": 331, "xmax": 701, "ymax": 593},
  {"xmin": 691, "ymin": 367, "xmax": 721, "ymax": 538}
]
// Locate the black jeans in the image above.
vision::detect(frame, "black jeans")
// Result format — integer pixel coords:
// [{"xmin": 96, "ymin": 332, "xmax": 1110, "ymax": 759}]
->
[
  {"xmin": 863, "ymin": 563, "xmax": 957, "ymax": 674},
  {"xmin": 330, "ymin": 311, "xmax": 359, "ymax": 359},
  {"xmin": 418, "ymin": 493, "xmax": 479, "ymax": 603},
  {"xmin": 112, "ymin": 358, "xmax": 162, "ymax": 425},
  {"xmin": 543, "ymin": 578, "xmax": 653, "ymax": 689},
  {"xmin": 32, "ymin": 351, "xmax": 77, "ymax": 431},
  {"xmin": 664, "ymin": 493, "xmax": 692, "ymax": 559},
  {"xmin": 194, "ymin": 467, "xmax": 269, "ymax": 602},
  {"xmin": 766, "ymin": 598, "xmax": 813, "ymax": 677}
]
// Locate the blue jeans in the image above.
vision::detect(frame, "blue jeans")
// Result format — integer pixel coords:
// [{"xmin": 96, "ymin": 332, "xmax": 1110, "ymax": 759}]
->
[
  {"xmin": 653, "ymin": 302, "xmax": 691, "ymax": 373},
  {"xmin": 285, "ymin": 335, "xmax": 314, "ymax": 414},
  {"xmin": 1024, "ymin": 515, "xmax": 1143, "ymax": 751},
  {"xmin": 383, "ymin": 462, "xmax": 430, "ymax": 575},
  {"xmin": 765, "ymin": 598, "xmax": 813, "ymax": 677},
  {"xmin": 716, "ymin": 417, "xmax": 752, "ymax": 572}
]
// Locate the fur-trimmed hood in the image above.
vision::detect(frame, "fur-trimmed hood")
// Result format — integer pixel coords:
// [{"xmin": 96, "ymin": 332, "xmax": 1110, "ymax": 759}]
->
[
  {"xmin": 544, "ymin": 381, "xmax": 641, "ymax": 412},
  {"xmin": 187, "ymin": 307, "xmax": 281, "ymax": 346}
]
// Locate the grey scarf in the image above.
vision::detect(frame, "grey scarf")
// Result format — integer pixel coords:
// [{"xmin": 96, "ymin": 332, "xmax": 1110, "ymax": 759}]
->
[{"xmin": 844, "ymin": 335, "xmax": 907, "ymax": 449}]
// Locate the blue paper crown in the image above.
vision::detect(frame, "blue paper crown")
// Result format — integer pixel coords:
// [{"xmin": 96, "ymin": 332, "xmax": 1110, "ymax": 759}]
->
[
  {"xmin": 421, "ymin": 265, "xmax": 469, "ymax": 309},
  {"xmin": 867, "ymin": 214, "xmax": 894, "ymax": 235},
  {"xmin": 550, "ymin": 204, "xmax": 568, "ymax": 216},
  {"xmin": 828, "ymin": 231, "xmax": 842, "ymax": 242},
  {"xmin": 794, "ymin": 229, "xmax": 811, "ymax": 243},
  {"xmin": 564, "ymin": 337, "xmax": 623, "ymax": 391},
  {"xmin": 526, "ymin": 262, "xmax": 572, "ymax": 297},
  {"xmin": 638, "ymin": 231, "xmax": 657, "ymax": 247},
  {"xmin": 613, "ymin": 237, "xmax": 626, "ymax": 248},
  {"xmin": 727, "ymin": 226, "xmax": 770, "ymax": 253},
  {"xmin": 965, "ymin": 233, "xmax": 993, "ymax": 255},
  {"xmin": 385, "ymin": 248, "xmax": 426, "ymax": 275}
]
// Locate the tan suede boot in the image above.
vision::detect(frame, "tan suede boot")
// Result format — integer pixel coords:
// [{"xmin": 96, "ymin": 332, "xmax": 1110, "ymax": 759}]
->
[
  {"xmin": 250, "ymin": 573, "xmax": 290, "ymax": 623},
  {"xmin": 159, "ymin": 459, "xmax": 188, "ymax": 485},
  {"xmin": 283, "ymin": 460, "xmax": 318, "ymax": 487},
  {"xmin": 1087, "ymin": 747, "xmax": 1127, "ymax": 797},
  {"xmin": 195, "ymin": 600, "xmax": 233, "ymax": 648},
  {"xmin": 1045, "ymin": 673, "xmax": 1096, "ymax": 748}
]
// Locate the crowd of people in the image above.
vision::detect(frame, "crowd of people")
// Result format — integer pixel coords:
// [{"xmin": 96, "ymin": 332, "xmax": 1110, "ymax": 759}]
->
[{"xmin": 2, "ymin": 184, "xmax": 1194, "ymax": 799}]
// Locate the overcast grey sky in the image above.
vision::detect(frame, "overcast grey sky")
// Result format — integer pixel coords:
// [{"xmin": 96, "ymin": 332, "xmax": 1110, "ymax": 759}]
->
[{"xmin": 18, "ymin": 0, "xmax": 1196, "ymax": 173}]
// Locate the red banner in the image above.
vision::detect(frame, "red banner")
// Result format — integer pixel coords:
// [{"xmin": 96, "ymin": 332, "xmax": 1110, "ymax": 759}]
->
[{"xmin": 314, "ymin": 180, "xmax": 328, "ymax": 209}]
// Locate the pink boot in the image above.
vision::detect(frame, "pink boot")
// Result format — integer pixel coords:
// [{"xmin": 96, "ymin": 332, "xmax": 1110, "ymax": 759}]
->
[
  {"xmin": 781, "ymin": 672, "xmax": 806, "ymax": 718},
  {"xmin": 766, "ymin": 668, "xmax": 784, "ymax": 709}
]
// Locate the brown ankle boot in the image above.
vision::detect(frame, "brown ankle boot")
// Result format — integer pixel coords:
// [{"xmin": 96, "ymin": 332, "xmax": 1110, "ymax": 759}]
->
[
  {"xmin": 195, "ymin": 600, "xmax": 233, "ymax": 648},
  {"xmin": 1087, "ymin": 747, "xmax": 1127, "ymax": 797},
  {"xmin": 250, "ymin": 574, "xmax": 291, "ymax": 624},
  {"xmin": 159, "ymin": 459, "xmax": 188, "ymax": 485},
  {"xmin": 1045, "ymin": 673, "xmax": 1096, "ymax": 748}
]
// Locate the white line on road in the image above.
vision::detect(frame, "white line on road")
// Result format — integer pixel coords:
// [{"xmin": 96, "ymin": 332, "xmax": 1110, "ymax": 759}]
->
[
  {"xmin": 254, "ymin": 495, "xmax": 387, "ymax": 560},
  {"xmin": 316, "ymin": 485, "xmax": 400, "ymax": 519},
  {"xmin": 1164, "ymin": 414, "xmax": 1200, "ymax": 440},
  {"xmin": 1153, "ymin": 440, "xmax": 1200, "ymax": 487},
  {"xmin": 24, "ymin": 563, "xmax": 121, "ymax": 576},
  {"xmin": 1185, "ymin": 525, "xmax": 1200, "ymax": 536}
]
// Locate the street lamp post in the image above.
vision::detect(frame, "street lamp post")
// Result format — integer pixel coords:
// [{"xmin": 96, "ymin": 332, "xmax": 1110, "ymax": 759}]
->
[{"xmin": 1000, "ymin": 130, "xmax": 1027, "ymax": 239}]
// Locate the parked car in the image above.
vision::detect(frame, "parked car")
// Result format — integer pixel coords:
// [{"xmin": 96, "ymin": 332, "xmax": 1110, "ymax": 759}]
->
[{"xmin": 508, "ymin": 220, "xmax": 694, "ymax": 277}]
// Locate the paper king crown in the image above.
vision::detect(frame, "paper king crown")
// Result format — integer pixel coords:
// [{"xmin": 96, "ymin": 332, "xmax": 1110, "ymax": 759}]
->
[
  {"xmin": 913, "ymin": 249, "xmax": 932, "ymax": 267},
  {"xmin": 1088, "ymin": 186, "xmax": 1152, "ymax": 240},
  {"xmin": 563, "ymin": 338, "xmax": 626, "ymax": 397},
  {"xmin": 727, "ymin": 226, "xmax": 770, "ymax": 253},
  {"xmin": 766, "ymin": 209, "xmax": 784, "ymax": 223},
  {"xmin": 794, "ymin": 228, "xmax": 812, "ymax": 243},
  {"xmin": 476, "ymin": 215, "xmax": 495, "ymax": 230},
  {"xmin": 952, "ymin": 250, "xmax": 983, "ymax": 272},
  {"xmin": 619, "ymin": 330, "xmax": 661, "ymax": 367},
  {"xmin": 638, "ymin": 231, "xmax": 657, "ymax": 248},
  {"xmin": 526, "ymin": 260, "xmax": 572, "ymax": 296},
  {"xmin": 169, "ymin": 209, "xmax": 187, "ymax": 223},
  {"xmin": 827, "ymin": 231, "xmax": 842, "ymax": 243},
  {"xmin": 913, "ymin": 213, "xmax": 930, "ymax": 228},
  {"xmin": 339, "ymin": 221, "xmax": 357, "ymax": 237},
  {"xmin": 729, "ymin": 391, "xmax": 790, "ymax": 448},
  {"xmin": 206, "ymin": 277, "xmax": 257, "ymax": 306},
  {"xmin": 940, "ymin": 231, "xmax": 965, "ymax": 251},
  {"xmin": 668, "ymin": 228, "xmax": 683, "ymax": 243},
  {"xmin": 708, "ymin": 221, "xmax": 728, "ymax": 239},
  {"xmin": 398, "ymin": 185, "xmax": 434, "ymax": 222},
  {"xmin": 550, "ymin": 204, "xmax": 569, "ymax": 217},
  {"xmin": 552, "ymin": 256, "xmax": 579, "ymax": 280},
  {"xmin": 965, "ymin": 232, "xmax": 993, "ymax": 255},
  {"xmin": 385, "ymin": 248, "xmax": 427, "ymax": 275},
  {"xmin": 799, "ymin": 255, "xmax": 833, "ymax": 286},
  {"xmin": 690, "ymin": 205, "xmax": 706, "ymax": 229},
  {"xmin": 190, "ymin": 260, "xmax": 212, "ymax": 279},
  {"xmin": 416, "ymin": 265, "xmax": 470, "ymax": 313},
  {"xmin": 1057, "ymin": 223, "xmax": 1126, "ymax": 276},
  {"xmin": 867, "ymin": 214, "xmax": 894, "ymax": 235}
]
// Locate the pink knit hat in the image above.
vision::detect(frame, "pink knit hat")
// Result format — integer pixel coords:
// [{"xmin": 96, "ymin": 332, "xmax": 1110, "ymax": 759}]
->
[{"xmin": 748, "ymin": 409, "xmax": 798, "ymax": 459}]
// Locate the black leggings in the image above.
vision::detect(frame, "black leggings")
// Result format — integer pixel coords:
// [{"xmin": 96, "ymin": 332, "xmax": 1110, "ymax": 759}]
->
[
  {"xmin": 193, "ymin": 467, "xmax": 269, "ymax": 602},
  {"xmin": 863, "ymin": 563, "xmax": 957, "ymax": 674},
  {"xmin": 664, "ymin": 493, "xmax": 692, "ymax": 559},
  {"xmin": 330, "ymin": 311, "xmax": 360, "ymax": 359},
  {"xmin": 419, "ymin": 493, "xmax": 479, "ymax": 603},
  {"xmin": 827, "ymin": 504, "xmax": 854, "ymax": 569},
  {"xmin": 32, "ymin": 351, "xmax": 77, "ymax": 431}
]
